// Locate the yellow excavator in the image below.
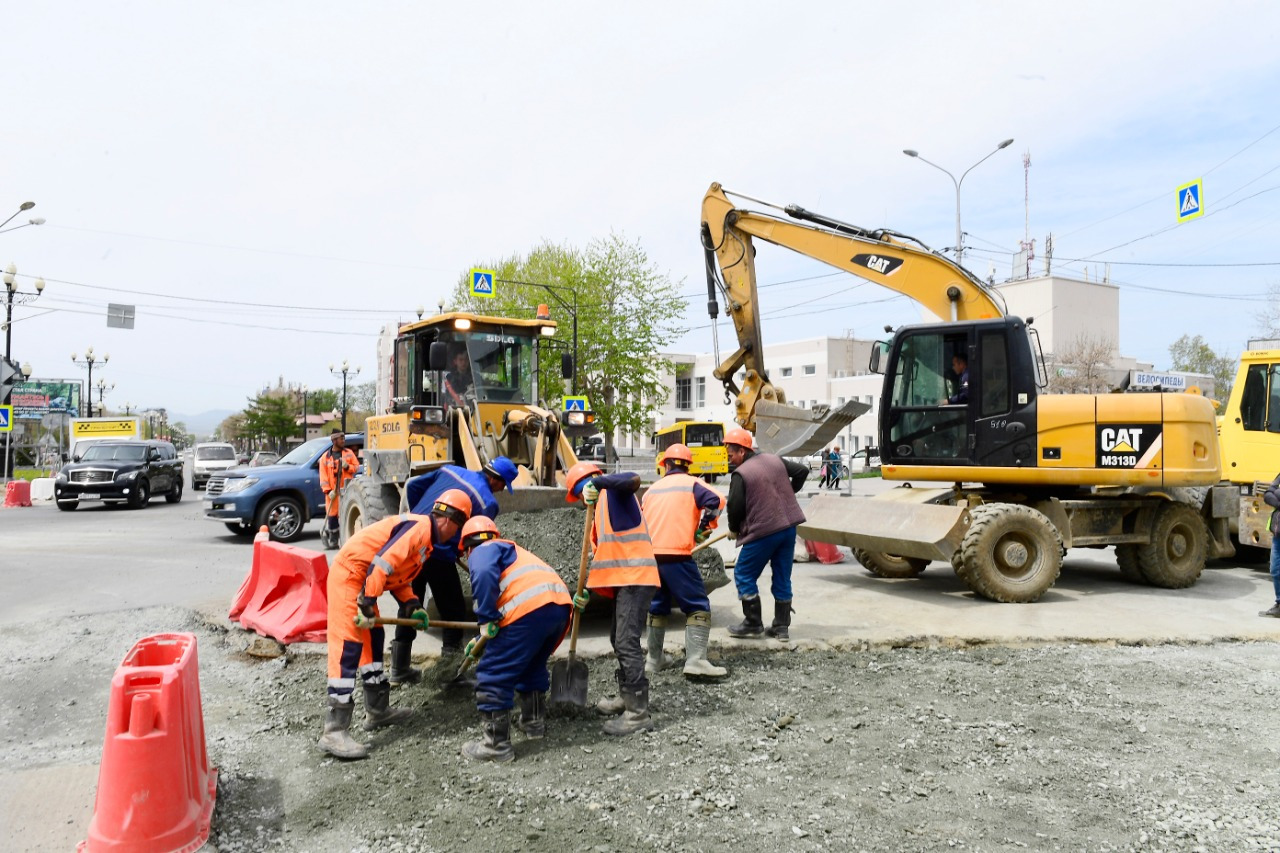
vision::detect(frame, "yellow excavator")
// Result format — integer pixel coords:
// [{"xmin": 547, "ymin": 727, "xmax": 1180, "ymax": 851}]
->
[{"xmin": 702, "ymin": 182, "xmax": 1228, "ymax": 602}]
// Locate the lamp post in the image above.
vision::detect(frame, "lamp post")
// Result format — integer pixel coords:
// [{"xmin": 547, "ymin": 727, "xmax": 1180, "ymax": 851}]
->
[
  {"xmin": 3, "ymin": 361, "xmax": 32, "ymax": 480},
  {"xmin": 328, "ymin": 361, "xmax": 360, "ymax": 433},
  {"xmin": 122, "ymin": 401, "xmax": 133, "ymax": 415},
  {"xmin": 903, "ymin": 138, "xmax": 1014, "ymax": 267},
  {"xmin": 0, "ymin": 201, "xmax": 43, "ymax": 234},
  {"xmin": 4, "ymin": 263, "xmax": 46, "ymax": 363},
  {"xmin": 299, "ymin": 384, "xmax": 308, "ymax": 440},
  {"xmin": 96, "ymin": 378, "xmax": 115, "ymax": 416},
  {"xmin": 498, "ymin": 278, "xmax": 579, "ymax": 393},
  {"xmin": 71, "ymin": 347, "xmax": 109, "ymax": 417}
]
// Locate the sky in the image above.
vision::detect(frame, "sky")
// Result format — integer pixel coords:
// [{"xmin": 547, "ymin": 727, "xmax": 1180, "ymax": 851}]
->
[{"xmin": 3, "ymin": 1, "xmax": 1279, "ymax": 421}]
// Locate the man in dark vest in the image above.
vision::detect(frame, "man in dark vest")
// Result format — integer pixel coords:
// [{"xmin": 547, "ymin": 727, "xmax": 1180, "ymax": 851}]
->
[{"xmin": 723, "ymin": 427, "xmax": 809, "ymax": 640}]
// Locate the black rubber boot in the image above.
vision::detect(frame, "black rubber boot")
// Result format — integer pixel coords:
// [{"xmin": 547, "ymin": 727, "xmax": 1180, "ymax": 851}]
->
[
  {"xmin": 727, "ymin": 595, "xmax": 764, "ymax": 639},
  {"xmin": 765, "ymin": 600, "xmax": 793, "ymax": 641},
  {"xmin": 362, "ymin": 680, "xmax": 413, "ymax": 731},
  {"xmin": 462, "ymin": 710, "xmax": 515, "ymax": 762},
  {"xmin": 388, "ymin": 640, "xmax": 422, "ymax": 687},
  {"xmin": 317, "ymin": 698, "xmax": 368, "ymax": 760},
  {"xmin": 516, "ymin": 691, "xmax": 547, "ymax": 738},
  {"xmin": 602, "ymin": 683, "xmax": 655, "ymax": 736}
]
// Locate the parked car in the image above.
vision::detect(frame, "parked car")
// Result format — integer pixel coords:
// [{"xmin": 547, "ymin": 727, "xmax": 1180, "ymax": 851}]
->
[
  {"xmin": 201, "ymin": 433, "xmax": 364, "ymax": 541},
  {"xmin": 192, "ymin": 442, "xmax": 240, "ymax": 489},
  {"xmin": 848, "ymin": 447, "xmax": 881, "ymax": 472},
  {"xmin": 54, "ymin": 439, "xmax": 184, "ymax": 510},
  {"xmin": 248, "ymin": 451, "xmax": 280, "ymax": 467}
]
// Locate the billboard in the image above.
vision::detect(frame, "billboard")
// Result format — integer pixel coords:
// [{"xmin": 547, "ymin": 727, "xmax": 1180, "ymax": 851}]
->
[{"xmin": 12, "ymin": 380, "xmax": 83, "ymax": 419}]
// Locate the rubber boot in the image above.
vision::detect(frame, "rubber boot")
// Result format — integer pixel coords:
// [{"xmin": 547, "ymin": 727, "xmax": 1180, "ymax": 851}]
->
[
  {"xmin": 682, "ymin": 611, "xmax": 727, "ymax": 678},
  {"xmin": 727, "ymin": 594, "xmax": 764, "ymax": 639},
  {"xmin": 516, "ymin": 691, "xmax": 547, "ymax": 738},
  {"xmin": 596, "ymin": 668, "xmax": 626, "ymax": 716},
  {"xmin": 462, "ymin": 710, "xmax": 515, "ymax": 763},
  {"xmin": 388, "ymin": 639, "xmax": 422, "ymax": 687},
  {"xmin": 645, "ymin": 614, "xmax": 673, "ymax": 675},
  {"xmin": 362, "ymin": 679, "xmax": 413, "ymax": 731},
  {"xmin": 317, "ymin": 698, "xmax": 368, "ymax": 760},
  {"xmin": 765, "ymin": 600, "xmax": 793, "ymax": 641},
  {"xmin": 602, "ymin": 683, "xmax": 655, "ymax": 736}
]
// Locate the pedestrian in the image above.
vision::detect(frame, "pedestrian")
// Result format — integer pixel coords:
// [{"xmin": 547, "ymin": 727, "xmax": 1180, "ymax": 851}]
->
[
  {"xmin": 390, "ymin": 456, "xmax": 519, "ymax": 685},
  {"xmin": 818, "ymin": 446, "xmax": 832, "ymax": 489},
  {"xmin": 319, "ymin": 429, "xmax": 359, "ymax": 549},
  {"xmin": 1262, "ymin": 473, "xmax": 1280, "ymax": 618},
  {"xmin": 827, "ymin": 445, "xmax": 842, "ymax": 490},
  {"xmin": 458, "ymin": 516, "xmax": 573, "ymax": 763},
  {"xmin": 317, "ymin": 489, "xmax": 473, "ymax": 760},
  {"xmin": 566, "ymin": 460, "xmax": 660, "ymax": 735},
  {"xmin": 723, "ymin": 427, "xmax": 809, "ymax": 641},
  {"xmin": 640, "ymin": 443, "xmax": 728, "ymax": 679}
]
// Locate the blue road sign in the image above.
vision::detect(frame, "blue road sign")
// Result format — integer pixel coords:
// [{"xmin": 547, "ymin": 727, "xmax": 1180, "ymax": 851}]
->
[
  {"xmin": 1177, "ymin": 179, "xmax": 1203, "ymax": 222},
  {"xmin": 0, "ymin": 405, "xmax": 11, "ymax": 432},
  {"xmin": 470, "ymin": 268, "xmax": 496, "ymax": 299},
  {"xmin": 563, "ymin": 396, "xmax": 589, "ymax": 412}
]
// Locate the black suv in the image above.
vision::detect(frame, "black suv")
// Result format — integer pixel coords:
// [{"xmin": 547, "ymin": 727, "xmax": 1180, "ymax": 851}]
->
[{"xmin": 55, "ymin": 440, "xmax": 184, "ymax": 510}]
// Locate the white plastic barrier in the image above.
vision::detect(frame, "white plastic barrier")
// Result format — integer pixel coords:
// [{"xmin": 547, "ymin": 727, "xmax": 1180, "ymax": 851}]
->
[{"xmin": 29, "ymin": 478, "xmax": 55, "ymax": 502}]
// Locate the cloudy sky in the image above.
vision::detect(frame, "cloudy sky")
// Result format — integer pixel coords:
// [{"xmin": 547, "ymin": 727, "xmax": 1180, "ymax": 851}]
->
[{"xmin": 3, "ymin": 1, "xmax": 1278, "ymax": 419}]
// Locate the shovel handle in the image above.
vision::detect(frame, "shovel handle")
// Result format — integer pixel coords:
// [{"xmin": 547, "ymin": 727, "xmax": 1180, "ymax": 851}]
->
[
  {"xmin": 566, "ymin": 503, "xmax": 595, "ymax": 661},
  {"xmin": 692, "ymin": 530, "xmax": 728, "ymax": 553},
  {"xmin": 454, "ymin": 633, "xmax": 489, "ymax": 679},
  {"xmin": 374, "ymin": 617, "xmax": 480, "ymax": 631}
]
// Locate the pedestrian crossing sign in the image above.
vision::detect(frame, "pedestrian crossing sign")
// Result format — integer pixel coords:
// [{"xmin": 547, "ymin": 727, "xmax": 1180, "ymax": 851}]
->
[
  {"xmin": 1177, "ymin": 179, "xmax": 1203, "ymax": 223},
  {"xmin": 563, "ymin": 396, "xmax": 590, "ymax": 412},
  {"xmin": 470, "ymin": 269, "xmax": 496, "ymax": 299},
  {"xmin": 0, "ymin": 405, "xmax": 11, "ymax": 432}
]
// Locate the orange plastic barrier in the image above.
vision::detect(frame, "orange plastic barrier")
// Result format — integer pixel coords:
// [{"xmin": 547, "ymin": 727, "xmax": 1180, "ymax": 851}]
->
[
  {"xmin": 230, "ymin": 538, "xmax": 330, "ymax": 644},
  {"xmin": 803, "ymin": 538, "xmax": 846, "ymax": 565},
  {"xmin": 4, "ymin": 479, "xmax": 31, "ymax": 507},
  {"xmin": 228, "ymin": 526, "xmax": 270, "ymax": 621},
  {"xmin": 79, "ymin": 633, "xmax": 217, "ymax": 853}
]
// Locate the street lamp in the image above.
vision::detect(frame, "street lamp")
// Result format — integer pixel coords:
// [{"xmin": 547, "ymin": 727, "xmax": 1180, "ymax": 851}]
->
[
  {"xmin": 4, "ymin": 263, "xmax": 46, "ymax": 362},
  {"xmin": 903, "ymin": 138, "xmax": 1014, "ymax": 267},
  {"xmin": 122, "ymin": 401, "xmax": 133, "ymax": 415},
  {"xmin": 71, "ymin": 347, "xmax": 109, "ymax": 415},
  {"xmin": 0, "ymin": 201, "xmax": 44, "ymax": 235},
  {"xmin": 299, "ymin": 384, "xmax": 309, "ymax": 439},
  {"xmin": 3, "ymin": 361, "xmax": 32, "ymax": 480},
  {"xmin": 328, "ymin": 361, "xmax": 360, "ymax": 433},
  {"xmin": 96, "ymin": 378, "xmax": 115, "ymax": 416}
]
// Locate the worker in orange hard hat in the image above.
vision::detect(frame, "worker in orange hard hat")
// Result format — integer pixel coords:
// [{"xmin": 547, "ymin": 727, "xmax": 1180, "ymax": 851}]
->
[
  {"xmin": 319, "ymin": 429, "xmax": 359, "ymax": 549},
  {"xmin": 566, "ymin": 459, "xmax": 659, "ymax": 735},
  {"xmin": 317, "ymin": 489, "xmax": 472, "ymax": 760}
]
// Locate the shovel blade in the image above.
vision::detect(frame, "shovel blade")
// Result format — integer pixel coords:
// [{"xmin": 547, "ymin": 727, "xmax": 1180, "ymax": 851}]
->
[{"xmin": 549, "ymin": 658, "xmax": 589, "ymax": 707}]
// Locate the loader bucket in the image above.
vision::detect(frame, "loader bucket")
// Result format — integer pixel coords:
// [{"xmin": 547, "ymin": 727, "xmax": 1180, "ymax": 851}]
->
[
  {"xmin": 754, "ymin": 399, "xmax": 871, "ymax": 457},
  {"xmin": 496, "ymin": 485, "xmax": 570, "ymax": 513},
  {"xmin": 799, "ymin": 492, "xmax": 971, "ymax": 564}
]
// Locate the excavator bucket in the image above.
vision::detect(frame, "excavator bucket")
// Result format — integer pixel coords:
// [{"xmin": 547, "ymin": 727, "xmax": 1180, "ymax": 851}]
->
[
  {"xmin": 798, "ymin": 490, "xmax": 971, "ymax": 564},
  {"xmin": 753, "ymin": 399, "xmax": 871, "ymax": 457}
]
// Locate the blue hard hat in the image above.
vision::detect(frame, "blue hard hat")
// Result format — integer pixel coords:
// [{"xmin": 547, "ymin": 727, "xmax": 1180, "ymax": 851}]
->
[{"xmin": 484, "ymin": 456, "xmax": 519, "ymax": 493}]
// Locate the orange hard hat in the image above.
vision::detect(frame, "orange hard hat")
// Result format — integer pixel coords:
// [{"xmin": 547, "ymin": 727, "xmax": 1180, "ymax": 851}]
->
[
  {"xmin": 565, "ymin": 460, "xmax": 603, "ymax": 503},
  {"xmin": 460, "ymin": 515, "xmax": 499, "ymax": 550},
  {"xmin": 432, "ymin": 488, "xmax": 474, "ymax": 524},
  {"xmin": 724, "ymin": 427, "xmax": 754, "ymax": 450},
  {"xmin": 662, "ymin": 443, "xmax": 693, "ymax": 465}
]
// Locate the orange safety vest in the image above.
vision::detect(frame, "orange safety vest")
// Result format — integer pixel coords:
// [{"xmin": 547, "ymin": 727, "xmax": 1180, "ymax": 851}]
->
[
  {"xmin": 642, "ymin": 471, "xmax": 724, "ymax": 556},
  {"xmin": 493, "ymin": 541, "xmax": 572, "ymax": 627},
  {"xmin": 332, "ymin": 513, "xmax": 435, "ymax": 600},
  {"xmin": 320, "ymin": 447, "xmax": 359, "ymax": 494},
  {"xmin": 588, "ymin": 494, "xmax": 659, "ymax": 590}
]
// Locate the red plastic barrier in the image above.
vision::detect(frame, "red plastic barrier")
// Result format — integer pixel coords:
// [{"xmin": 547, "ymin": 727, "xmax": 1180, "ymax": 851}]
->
[
  {"xmin": 228, "ymin": 526, "xmax": 271, "ymax": 620},
  {"xmin": 4, "ymin": 479, "xmax": 31, "ymax": 507},
  {"xmin": 231, "ymin": 539, "xmax": 330, "ymax": 644},
  {"xmin": 803, "ymin": 538, "xmax": 846, "ymax": 565},
  {"xmin": 79, "ymin": 633, "xmax": 217, "ymax": 853}
]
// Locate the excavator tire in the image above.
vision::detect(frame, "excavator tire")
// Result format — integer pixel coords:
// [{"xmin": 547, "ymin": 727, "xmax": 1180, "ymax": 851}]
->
[
  {"xmin": 853, "ymin": 549, "xmax": 929, "ymax": 579},
  {"xmin": 1135, "ymin": 501, "xmax": 1207, "ymax": 589},
  {"xmin": 956, "ymin": 504, "xmax": 1063, "ymax": 603},
  {"xmin": 1115, "ymin": 544, "xmax": 1146, "ymax": 584},
  {"xmin": 340, "ymin": 478, "xmax": 400, "ymax": 546}
]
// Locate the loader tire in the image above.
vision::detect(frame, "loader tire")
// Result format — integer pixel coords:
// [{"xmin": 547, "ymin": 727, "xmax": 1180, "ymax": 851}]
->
[
  {"xmin": 1115, "ymin": 544, "xmax": 1146, "ymax": 584},
  {"xmin": 853, "ymin": 549, "xmax": 929, "ymax": 579},
  {"xmin": 340, "ymin": 478, "xmax": 398, "ymax": 546},
  {"xmin": 1135, "ymin": 501, "xmax": 1207, "ymax": 589},
  {"xmin": 957, "ymin": 504, "xmax": 1063, "ymax": 603}
]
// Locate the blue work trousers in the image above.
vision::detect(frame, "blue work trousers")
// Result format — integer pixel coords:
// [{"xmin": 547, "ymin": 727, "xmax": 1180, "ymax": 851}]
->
[
  {"xmin": 650, "ymin": 558, "xmax": 711, "ymax": 616},
  {"xmin": 474, "ymin": 603, "xmax": 570, "ymax": 712},
  {"xmin": 733, "ymin": 526, "xmax": 797, "ymax": 601},
  {"xmin": 1271, "ymin": 534, "xmax": 1280, "ymax": 603}
]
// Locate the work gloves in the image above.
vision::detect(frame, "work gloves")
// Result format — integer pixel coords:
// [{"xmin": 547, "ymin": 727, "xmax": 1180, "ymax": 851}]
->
[
  {"xmin": 354, "ymin": 596, "xmax": 378, "ymax": 629},
  {"xmin": 572, "ymin": 591, "xmax": 591, "ymax": 612},
  {"xmin": 582, "ymin": 481, "xmax": 600, "ymax": 505},
  {"xmin": 410, "ymin": 608, "xmax": 430, "ymax": 632},
  {"xmin": 694, "ymin": 528, "xmax": 711, "ymax": 544}
]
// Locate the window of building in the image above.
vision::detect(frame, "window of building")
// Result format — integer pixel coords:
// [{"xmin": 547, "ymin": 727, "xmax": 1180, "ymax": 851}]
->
[
  {"xmin": 780, "ymin": 367, "xmax": 793, "ymax": 377},
  {"xmin": 695, "ymin": 377, "xmax": 705, "ymax": 408},
  {"xmin": 675, "ymin": 377, "xmax": 692, "ymax": 410},
  {"xmin": 837, "ymin": 397, "xmax": 845, "ymax": 405},
  {"xmin": 810, "ymin": 400, "xmax": 818, "ymax": 409},
  {"xmin": 803, "ymin": 365, "xmax": 816, "ymax": 375}
]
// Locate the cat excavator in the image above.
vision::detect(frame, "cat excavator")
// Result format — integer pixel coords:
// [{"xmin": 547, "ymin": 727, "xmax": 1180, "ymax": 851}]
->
[{"xmin": 702, "ymin": 182, "xmax": 1230, "ymax": 602}]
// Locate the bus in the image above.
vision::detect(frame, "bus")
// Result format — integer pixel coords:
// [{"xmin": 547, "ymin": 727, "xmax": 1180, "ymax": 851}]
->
[{"xmin": 652, "ymin": 421, "xmax": 729, "ymax": 482}]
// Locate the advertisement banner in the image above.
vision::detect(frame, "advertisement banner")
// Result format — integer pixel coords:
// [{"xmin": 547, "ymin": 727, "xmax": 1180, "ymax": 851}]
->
[{"xmin": 12, "ymin": 380, "xmax": 83, "ymax": 419}]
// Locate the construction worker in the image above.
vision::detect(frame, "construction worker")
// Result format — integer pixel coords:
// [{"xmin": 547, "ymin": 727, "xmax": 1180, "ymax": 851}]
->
[
  {"xmin": 390, "ymin": 456, "xmax": 519, "ymax": 685},
  {"xmin": 641, "ymin": 443, "xmax": 728, "ymax": 679},
  {"xmin": 317, "ymin": 489, "xmax": 473, "ymax": 760},
  {"xmin": 723, "ymin": 427, "xmax": 808, "ymax": 641},
  {"xmin": 566, "ymin": 460, "xmax": 659, "ymax": 736},
  {"xmin": 458, "ymin": 516, "xmax": 572, "ymax": 763},
  {"xmin": 319, "ymin": 429, "xmax": 359, "ymax": 549}
]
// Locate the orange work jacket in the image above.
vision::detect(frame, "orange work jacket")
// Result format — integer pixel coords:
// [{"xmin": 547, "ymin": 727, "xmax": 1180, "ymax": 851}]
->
[
  {"xmin": 491, "ymin": 541, "xmax": 572, "ymax": 627},
  {"xmin": 332, "ymin": 513, "xmax": 436, "ymax": 602},
  {"xmin": 320, "ymin": 447, "xmax": 359, "ymax": 494},
  {"xmin": 642, "ymin": 471, "xmax": 724, "ymax": 556},
  {"xmin": 587, "ymin": 493, "xmax": 659, "ymax": 590}
]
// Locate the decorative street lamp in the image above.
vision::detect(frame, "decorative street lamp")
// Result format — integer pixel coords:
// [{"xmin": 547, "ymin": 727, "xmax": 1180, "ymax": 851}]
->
[
  {"xmin": 299, "ymin": 384, "xmax": 309, "ymax": 439},
  {"xmin": 2, "ymin": 361, "xmax": 32, "ymax": 480},
  {"xmin": 903, "ymin": 138, "xmax": 1014, "ymax": 267},
  {"xmin": 71, "ymin": 347, "xmax": 109, "ymax": 416},
  {"xmin": 328, "ymin": 361, "xmax": 361, "ymax": 433},
  {"xmin": 96, "ymin": 378, "xmax": 115, "ymax": 416},
  {"xmin": 3, "ymin": 263, "xmax": 46, "ymax": 363}
]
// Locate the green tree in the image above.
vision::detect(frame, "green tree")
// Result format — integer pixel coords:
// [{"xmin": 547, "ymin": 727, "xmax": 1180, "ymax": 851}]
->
[
  {"xmin": 451, "ymin": 234, "xmax": 687, "ymax": 455},
  {"xmin": 1169, "ymin": 334, "xmax": 1236, "ymax": 401},
  {"xmin": 308, "ymin": 388, "xmax": 340, "ymax": 416},
  {"xmin": 242, "ymin": 392, "xmax": 299, "ymax": 453}
]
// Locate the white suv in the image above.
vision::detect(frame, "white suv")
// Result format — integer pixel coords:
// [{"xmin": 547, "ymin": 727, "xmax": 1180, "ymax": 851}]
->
[{"xmin": 192, "ymin": 442, "xmax": 240, "ymax": 490}]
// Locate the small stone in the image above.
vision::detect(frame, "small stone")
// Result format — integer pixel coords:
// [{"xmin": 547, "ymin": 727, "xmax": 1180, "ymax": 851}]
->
[{"xmin": 792, "ymin": 826, "xmax": 810, "ymax": 838}]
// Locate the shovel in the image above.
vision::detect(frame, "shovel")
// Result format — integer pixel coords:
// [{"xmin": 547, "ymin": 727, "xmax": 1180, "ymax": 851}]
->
[
  {"xmin": 549, "ymin": 504, "xmax": 595, "ymax": 707},
  {"xmin": 454, "ymin": 632, "xmax": 490, "ymax": 680},
  {"xmin": 374, "ymin": 617, "xmax": 479, "ymax": 631},
  {"xmin": 692, "ymin": 530, "xmax": 729, "ymax": 553}
]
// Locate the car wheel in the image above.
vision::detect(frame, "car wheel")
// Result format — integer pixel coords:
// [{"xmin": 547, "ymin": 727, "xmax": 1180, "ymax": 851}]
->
[
  {"xmin": 57, "ymin": 499, "xmax": 78, "ymax": 511},
  {"xmin": 128, "ymin": 479, "xmax": 151, "ymax": 509},
  {"xmin": 166, "ymin": 477, "xmax": 184, "ymax": 504},
  {"xmin": 225, "ymin": 521, "xmax": 255, "ymax": 537},
  {"xmin": 256, "ymin": 495, "xmax": 304, "ymax": 542}
]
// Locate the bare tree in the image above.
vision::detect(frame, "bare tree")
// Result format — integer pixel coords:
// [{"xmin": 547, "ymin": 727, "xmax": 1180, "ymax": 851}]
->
[{"xmin": 1046, "ymin": 332, "xmax": 1117, "ymax": 394}]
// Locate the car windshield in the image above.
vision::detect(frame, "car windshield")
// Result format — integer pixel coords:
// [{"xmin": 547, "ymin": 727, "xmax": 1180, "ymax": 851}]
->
[
  {"xmin": 273, "ymin": 437, "xmax": 328, "ymax": 466},
  {"xmin": 81, "ymin": 444, "xmax": 146, "ymax": 462},
  {"xmin": 196, "ymin": 446, "xmax": 236, "ymax": 460}
]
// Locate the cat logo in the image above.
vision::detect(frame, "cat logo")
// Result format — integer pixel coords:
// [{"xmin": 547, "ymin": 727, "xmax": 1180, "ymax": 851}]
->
[
  {"xmin": 850, "ymin": 253, "xmax": 903, "ymax": 276},
  {"xmin": 1095, "ymin": 424, "xmax": 1163, "ymax": 468}
]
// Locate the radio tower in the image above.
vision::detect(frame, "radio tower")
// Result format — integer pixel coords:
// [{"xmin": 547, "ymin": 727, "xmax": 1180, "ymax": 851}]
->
[{"xmin": 1019, "ymin": 150, "xmax": 1035, "ymax": 279}]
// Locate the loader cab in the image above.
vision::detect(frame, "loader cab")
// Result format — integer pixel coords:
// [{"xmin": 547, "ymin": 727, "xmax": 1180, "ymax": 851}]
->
[{"xmin": 874, "ymin": 317, "xmax": 1041, "ymax": 469}]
